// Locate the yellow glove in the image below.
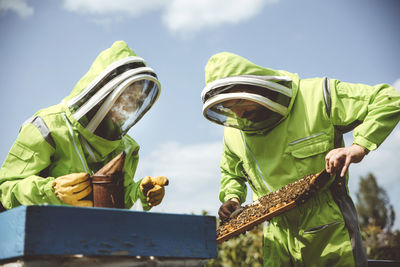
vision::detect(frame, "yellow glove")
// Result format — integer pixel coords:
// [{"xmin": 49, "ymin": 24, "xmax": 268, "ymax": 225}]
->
[
  {"xmin": 53, "ymin": 173, "xmax": 93, "ymax": 207},
  {"xmin": 140, "ymin": 176, "xmax": 169, "ymax": 207}
]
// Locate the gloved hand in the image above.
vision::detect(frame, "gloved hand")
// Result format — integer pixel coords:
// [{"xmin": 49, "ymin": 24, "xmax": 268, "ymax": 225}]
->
[
  {"xmin": 140, "ymin": 176, "xmax": 169, "ymax": 207},
  {"xmin": 53, "ymin": 173, "xmax": 93, "ymax": 207},
  {"xmin": 219, "ymin": 198, "xmax": 241, "ymax": 221}
]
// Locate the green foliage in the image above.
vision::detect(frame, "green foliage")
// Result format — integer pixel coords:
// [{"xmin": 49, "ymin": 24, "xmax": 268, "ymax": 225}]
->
[
  {"xmin": 356, "ymin": 173, "xmax": 395, "ymax": 231},
  {"xmin": 205, "ymin": 225, "xmax": 263, "ymax": 267},
  {"xmin": 361, "ymin": 224, "xmax": 400, "ymax": 260},
  {"xmin": 356, "ymin": 173, "xmax": 400, "ymax": 260}
]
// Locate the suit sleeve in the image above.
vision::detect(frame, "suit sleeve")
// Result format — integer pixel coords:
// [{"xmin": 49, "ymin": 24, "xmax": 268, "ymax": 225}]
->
[
  {"xmin": 0, "ymin": 123, "xmax": 62, "ymax": 209},
  {"xmin": 219, "ymin": 136, "xmax": 247, "ymax": 204},
  {"xmin": 330, "ymin": 80, "xmax": 400, "ymax": 151},
  {"xmin": 121, "ymin": 137, "xmax": 151, "ymax": 211}
]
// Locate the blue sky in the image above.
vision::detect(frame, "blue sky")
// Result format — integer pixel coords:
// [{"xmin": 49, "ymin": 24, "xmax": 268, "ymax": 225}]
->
[{"xmin": 1, "ymin": 0, "xmax": 400, "ymax": 228}]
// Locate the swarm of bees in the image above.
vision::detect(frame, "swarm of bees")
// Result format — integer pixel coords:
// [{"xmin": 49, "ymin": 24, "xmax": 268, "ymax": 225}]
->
[{"xmin": 217, "ymin": 169, "xmax": 330, "ymax": 243}]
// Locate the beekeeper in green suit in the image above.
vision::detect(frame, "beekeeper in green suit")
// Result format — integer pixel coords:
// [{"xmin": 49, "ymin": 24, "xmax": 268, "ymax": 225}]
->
[
  {"xmin": 201, "ymin": 52, "xmax": 400, "ymax": 266},
  {"xmin": 0, "ymin": 41, "xmax": 168, "ymax": 211}
]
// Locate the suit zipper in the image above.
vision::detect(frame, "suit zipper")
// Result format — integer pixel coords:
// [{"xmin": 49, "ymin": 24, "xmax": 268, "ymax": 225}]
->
[
  {"xmin": 240, "ymin": 131, "xmax": 272, "ymax": 193},
  {"xmin": 241, "ymin": 169, "xmax": 257, "ymax": 193},
  {"xmin": 288, "ymin": 132, "xmax": 325, "ymax": 146},
  {"xmin": 62, "ymin": 113, "xmax": 91, "ymax": 174}
]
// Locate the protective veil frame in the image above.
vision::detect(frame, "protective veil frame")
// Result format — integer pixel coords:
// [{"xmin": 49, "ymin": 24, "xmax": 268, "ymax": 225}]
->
[
  {"xmin": 86, "ymin": 74, "xmax": 161, "ymax": 134},
  {"xmin": 68, "ymin": 56, "xmax": 147, "ymax": 108},
  {"xmin": 203, "ymin": 92, "xmax": 288, "ymax": 118},
  {"xmin": 72, "ymin": 67, "xmax": 158, "ymax": 122},
  {"xmin": 201, "ymin": 75, "xmax": 293, "ymax": 131},
  {"xmin": 201, "ymin": 75, "xmax": 292, "ymax": 102}
]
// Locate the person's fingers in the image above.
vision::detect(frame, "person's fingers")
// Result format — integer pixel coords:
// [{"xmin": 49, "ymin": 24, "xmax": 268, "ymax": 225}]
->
[
  {"xmin": 325, "ymin": 157, "xmax": 330, "ymax": 173},
  {"xmin": 218, "ymin": 210, "xmax": 229, "ymax": 220},
  {"xmin": 72, "ymin": 184, "xmax": 92, "ymax": 201},
  {"xmin": 55, "ymin": 180, "xmax": 91, "ymax": 194},
  {"xmin": 140, "ymin": 176, "xmax": 152, "ymax": 187},
  {"xmin": 140, "ymin": 176, "xmax": 153, "ymax": 195},
  {"xmin": 340, "ymin": 155, "xmax": 352, "ymax": 177},
  {"xmin": 325, "ymin": 150, "xmax": 334, "ymax": 173},
  {"xmin": 327, "ymin": 154, "xmax": 336, "ymax": 174},
  {"xmin": 149, "ymin": 200, "xmax": 161, "ymax": 207},
  {"xmin": 218, "ymin": 200, "xmax": 240, "ymax": 220},
  {"xmin": 141, "ymin": 176, "xmax": 169, "ymax": 201},
  {"xmin": 218, "ymin": 205, "xmax": 231, "ymax": 220},
  {"xmin": 325, "ymin": 150, "xmax": 333, "ymax": 161},
  {"xmin": 152, "ymin": 176, "xmax": 169, "ymax": 186},
  {"xmin": 62, "ymin": 173, "xmax": 90, "ymax": 186},
  {"xmin": 149, "ymin": 194, "xmax": 164, "ymax": 206},
  {"xmin": 332, "ymin": 152, "xmax": 340, "ymax": 168},
  {"xmin": 148, "ymin": 185, "xmax": 164, "ymax": 202},
  {"xmin": 326, "ymin": 146, "xmax": 368, "ymax": 177},
  {"xmin": 74, "ymin": 200, "xmax": 93, "ymax": 207},
  {"xmin": 227, "ymin": 202, "xmax": 240, "ymax": 213},
  {"xmin": 331, "ymin": 149, "xmax": 347, "ymax": 174},
  {"xmin": 55, "ymin": 191, "xmax": 67, "ymax": 202},
  {"xmin": 55, "ymin": 173, "xmax": 90, "ymax": 187},
  {"xmin": 72, "ymin": 180, "xmax": 91, "ymax": 193},
  {"xmin": 148, "ymin": 185, "xmax": 163, "ymax": 196},
  {"xmin": 56, "ymin": 190, "xmax": 80, "ymax": 203}
]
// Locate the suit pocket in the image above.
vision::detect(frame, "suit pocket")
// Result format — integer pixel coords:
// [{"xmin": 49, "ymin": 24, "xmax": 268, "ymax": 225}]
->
[
  {"xmin": 5, "ymin": 142, "xmax": 35, "ymax": 175},
  {"xmin": 303, "ymin": 220, "xmax": 341, "ymax": 234},
  {"xmin": 287, "ymin": 132, "xmax": 332, "ymax": 175}
]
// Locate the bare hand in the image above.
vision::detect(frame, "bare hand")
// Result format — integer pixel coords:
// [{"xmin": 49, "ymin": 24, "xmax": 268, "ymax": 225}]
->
[{"xmin": 325, "ymin": 144, "xmax": 367, "ymax": 177}]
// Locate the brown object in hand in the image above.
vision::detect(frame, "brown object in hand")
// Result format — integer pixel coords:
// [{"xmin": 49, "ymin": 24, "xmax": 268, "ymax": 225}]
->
[
  {"xmin": 216, "ymin": 169, "xmax": 330, "ymax": 243},
  {"xmin": 92, "ymin": 152, "xmax": 126, "ymax": 208}
]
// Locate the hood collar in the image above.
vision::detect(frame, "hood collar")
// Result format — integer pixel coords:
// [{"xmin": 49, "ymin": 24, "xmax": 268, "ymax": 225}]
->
[{"xmin": 62, "ymin": 102, "xmax": 121, "ymax": 158}]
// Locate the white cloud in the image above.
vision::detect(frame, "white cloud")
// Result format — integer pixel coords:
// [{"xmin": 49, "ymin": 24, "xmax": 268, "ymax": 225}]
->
[
  {"xmin": 63, "ymin": 0, "xmax": 164, "ymax": 29},
  {"xmin": 0, "ymin": 0, "xmax": 34, "ymax": 18},
  {"xmin": 61, "ymin": 0, "xmax": 279, "ymax": 34},
  {"xmin": 133, "ymin": 141, "xmax": 225, "ymax": 215},
  {"xmin": 163, "ymin": 0, "xmax": 277, "ymax": 34},
  {"xmin": 63, "ymin": 0, "xmax": 164, "ymax": 16}
]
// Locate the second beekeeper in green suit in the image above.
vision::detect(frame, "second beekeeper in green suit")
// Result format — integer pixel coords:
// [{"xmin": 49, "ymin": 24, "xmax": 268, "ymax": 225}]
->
[
  {"xmin": 201, "ymin": 52, "xmax": 400, "ymax": 266},
  {"xmin": 0, "ymin": 41, "xmax": 168, "ymax": 211}
]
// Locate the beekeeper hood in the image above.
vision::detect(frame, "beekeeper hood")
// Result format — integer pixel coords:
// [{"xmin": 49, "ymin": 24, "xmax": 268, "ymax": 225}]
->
[
  {"xmin": 201, "ymin": 52, "xmax": 299, "ymax": 133},
  {"xmin": 64, "ymin": 41, "xmax": 161, "ymax": 140}
]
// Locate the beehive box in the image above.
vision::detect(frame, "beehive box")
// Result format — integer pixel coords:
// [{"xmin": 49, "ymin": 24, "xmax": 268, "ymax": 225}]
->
[{"xmin": 0, "ymin": 205, "xmax": 217, "ymax": 262}]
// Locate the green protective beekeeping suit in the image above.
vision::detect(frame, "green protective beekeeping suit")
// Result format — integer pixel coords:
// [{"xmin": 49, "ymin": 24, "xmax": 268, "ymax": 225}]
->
[
  {"xmin": 0, "ymin": 41, "xmax": 157, "ymax": 211},
  {"xmin": 204, "ymin": 52, "xmax": 400, "ymax": 266}
]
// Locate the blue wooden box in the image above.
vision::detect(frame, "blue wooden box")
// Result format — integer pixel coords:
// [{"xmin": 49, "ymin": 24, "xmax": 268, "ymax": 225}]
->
[{"xmin": 0, "ymin": 205, "xmax": 217, "ymax": 261}]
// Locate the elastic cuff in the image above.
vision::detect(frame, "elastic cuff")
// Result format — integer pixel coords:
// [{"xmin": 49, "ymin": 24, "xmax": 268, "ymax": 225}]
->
[
  {"xmin": 353, "ymin": 136, "xmax": 377, "ymax": 152},
  {"xmin": 137, "ymin": 179, "xmax": 151, "ymax": 211},
  {"xmin": 43, "ymin": 179, "xmax": 65, "ymax": 205},
  {"xmin": 224, "ymin": 194, "xmax": 242, "ymax": 204}
]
